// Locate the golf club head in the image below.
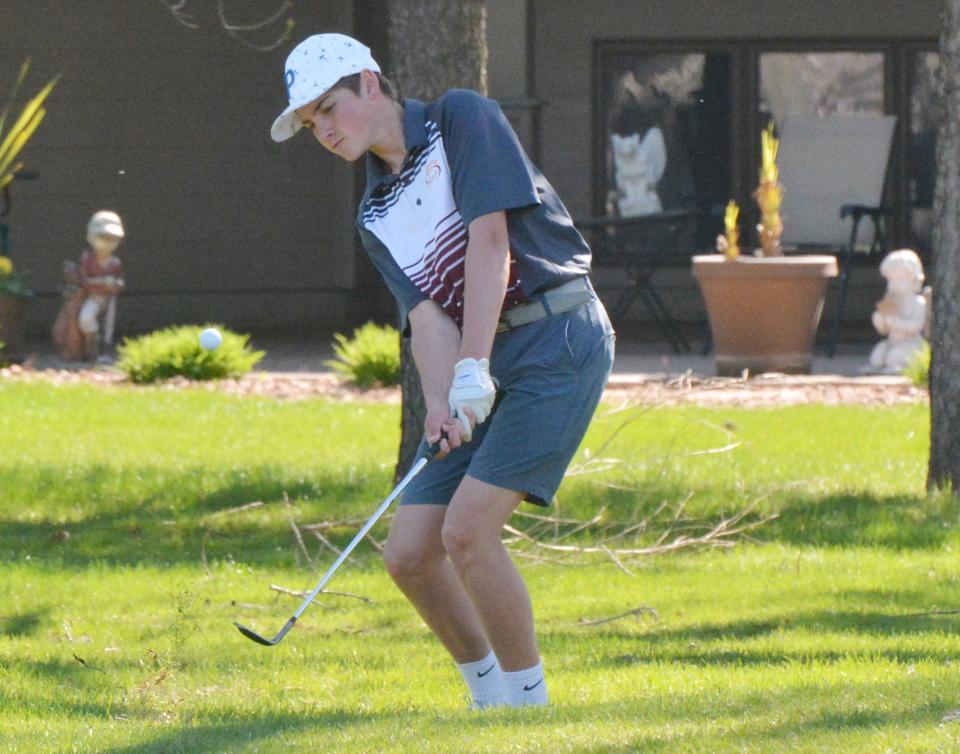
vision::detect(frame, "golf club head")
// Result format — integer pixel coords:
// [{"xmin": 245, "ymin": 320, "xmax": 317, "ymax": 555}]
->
[{"xmin": 234, "ymin": 616, "xmax": 297, "ymax": 646}]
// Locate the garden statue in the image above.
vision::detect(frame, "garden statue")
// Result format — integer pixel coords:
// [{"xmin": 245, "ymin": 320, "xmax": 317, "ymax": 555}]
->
[
  {"xmin": 52, "ymin": 210, "xmax": 125, "ymax": 362},
  {"xmin": 611, "ymin": 128, "xmax": 666, "ymax": 217},
  {"xmin": 868, "ymin": 249, "xmax": 929, "ymax": 373}
]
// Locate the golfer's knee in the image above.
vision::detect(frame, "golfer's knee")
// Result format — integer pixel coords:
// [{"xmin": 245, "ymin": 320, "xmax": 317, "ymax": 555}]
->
[
  {"xmin": 441, "ymin": 520, "xmax": 483, "ymax": 568},
  {"xmin": 383, "ymin": 542, "xmax": 435, "ymax": 585}
]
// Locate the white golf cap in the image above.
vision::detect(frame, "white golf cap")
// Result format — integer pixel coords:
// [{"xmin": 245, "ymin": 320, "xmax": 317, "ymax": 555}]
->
[
  {"xmin": 87, "ymin": 210, "xmax": 124, "ymax": 241},
  {"xmin": 270, "ymin": 33, "xmax": 381, "ymax": 143}
]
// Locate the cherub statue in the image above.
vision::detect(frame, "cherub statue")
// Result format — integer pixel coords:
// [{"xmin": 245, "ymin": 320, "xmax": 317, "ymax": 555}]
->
[
  {"xmin": 611, "ymin": 128, "xmax": 666, "ymax": 217},
  {"xmin": 52, "ymin": 211, "xmax": 125, "ymax": 362},
  {"xmin": 869, "ymin": 249, "xmax": 928, "ymax": 373}
]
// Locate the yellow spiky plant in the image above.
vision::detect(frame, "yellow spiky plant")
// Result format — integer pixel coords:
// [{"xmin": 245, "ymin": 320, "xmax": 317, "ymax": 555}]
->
[{"xmin": 754, "ymin": 121, "xmax": 784, "ymax": 257}]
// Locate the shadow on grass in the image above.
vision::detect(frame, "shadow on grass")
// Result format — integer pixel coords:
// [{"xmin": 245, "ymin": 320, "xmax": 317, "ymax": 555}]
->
[
  {"xmin": 762, "ymin": 491, "xmax": 960, "ymax": 549},
  {"xmin": 0, "ymin": 464, "xmax": 392, "ymax": 569},
  {"xmin": 5, "ymin": 650, "xmax": 955, "ymax": 751},
  {"xmin": 98, "ymin": 711, "xmax": 380, "ymax": 754},
  {"xmin": 543, "ymin": 605, "xmax": 960, "ymax": 668},
  {"xmin": 0, "ymin": 606, "xmax": 51, "ymax": 637},
  {"xmin": 96, "ymin": 681, "xmax": 951, "ymax": 754},
  {"xmin": 573, "ymin": 702, "xmax": 949, "ymax": 754},
  {"xmin": 3, "ymin": 465, "xmax": 958, "ymax": 569}
]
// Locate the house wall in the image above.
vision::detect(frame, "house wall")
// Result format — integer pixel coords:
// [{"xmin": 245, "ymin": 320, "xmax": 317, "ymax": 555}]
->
[{"xmin": 5, "ymin": 0, "xmax": 357, "ymax": 337}]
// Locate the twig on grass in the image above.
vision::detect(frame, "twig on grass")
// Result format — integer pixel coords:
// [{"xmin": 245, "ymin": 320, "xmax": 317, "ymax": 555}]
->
[
  {"xmin": 231, "ymin": 602, "xmax": 267, "ymax": 611},
  {"xmin": 504, "ymin": 495, "xmax": 777, "ymax": 563},
  {"xmin": 269, "ymin": 583, "xmax": 375, "ymax": 605},
  {"xmin": 283, "ymin": 492, "xmax": 315, "ymax": 569},
  {"xmin": 599, "ymin": 544, "xmax": 633, "ymax": 575},
  {"xmin": 199, "ymin": 501, "xmax": 264, "ymax": 525},
  {"xmin": 577, "ymin": 606, "xmax": 660, "ymax": 627},
  {"xmin": 309, "ymin": 528, "xmax": 344, "ymax": 558},
  {"xmin": 72, "ymin": 653, "xmax": 108, "ymax": 674},
  {"xmin": 304, "ymin": 515, "xmax": 393, "ymax": 531}
]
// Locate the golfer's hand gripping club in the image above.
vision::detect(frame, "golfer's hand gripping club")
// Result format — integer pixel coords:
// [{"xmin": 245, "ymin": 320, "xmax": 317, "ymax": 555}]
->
[
  {"xmin": 234, "ymin": 437, "xmax": 445, "ymax": 646},
  {"xmin": 448, "ymin": 357, "xmax": 496, "ymax": 442}
]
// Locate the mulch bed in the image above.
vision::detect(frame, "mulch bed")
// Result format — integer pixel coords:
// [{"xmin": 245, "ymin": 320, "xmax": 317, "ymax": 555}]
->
[{"xmin": 0, "ymin": 365, "xmax": 927, "ymax": 407}]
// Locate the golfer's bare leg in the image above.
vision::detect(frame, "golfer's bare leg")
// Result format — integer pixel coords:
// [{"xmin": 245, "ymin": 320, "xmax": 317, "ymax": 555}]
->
[
  {"xmin": 383, "ymin": 504, "xmax": 491, "ymax": 663},
  {"xmin": 441, "ymin": 476, "xmax": 537, "ymax": 671}
]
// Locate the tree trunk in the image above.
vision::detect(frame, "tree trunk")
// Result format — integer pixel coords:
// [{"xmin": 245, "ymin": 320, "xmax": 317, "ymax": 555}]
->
[
  {"xmin": 929, "ymin": 0, "xmax": 960, "ymax": 492},
  {"xmin": 387, "ymin": 0, "xmax": 488, "ymax": 479}
]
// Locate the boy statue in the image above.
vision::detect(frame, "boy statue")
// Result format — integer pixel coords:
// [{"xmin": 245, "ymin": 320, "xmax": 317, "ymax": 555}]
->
[{"xmin": 52, "ymin": 210, "xmax": 125, "ymax": 362}]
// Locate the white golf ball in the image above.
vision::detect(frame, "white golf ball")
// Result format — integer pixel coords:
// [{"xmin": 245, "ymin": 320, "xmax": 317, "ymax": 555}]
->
[{"xmin": 199, "ymin": 327, "xmax": 222, "ymax": 351}]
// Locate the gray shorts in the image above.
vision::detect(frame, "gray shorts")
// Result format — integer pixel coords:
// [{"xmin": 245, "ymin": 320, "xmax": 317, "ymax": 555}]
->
[{"xmin": 401, "ymin": 285, "xmax": 615, "ymax": 507}]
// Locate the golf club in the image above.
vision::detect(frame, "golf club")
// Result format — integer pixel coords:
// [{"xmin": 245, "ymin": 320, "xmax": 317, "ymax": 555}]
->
[{"xmin": 234, "ymin": 439, "xmax": 443, "ymax": 646}]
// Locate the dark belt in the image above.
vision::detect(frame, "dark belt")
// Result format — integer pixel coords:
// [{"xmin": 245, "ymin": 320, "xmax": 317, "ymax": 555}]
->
[{"xmin": 496, "ymin": 277, "xmax": 594, "ymax": 333}]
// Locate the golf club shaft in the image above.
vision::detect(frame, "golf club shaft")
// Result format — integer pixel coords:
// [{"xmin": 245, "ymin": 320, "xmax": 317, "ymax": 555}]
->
[{"xmin": 289, "ymin": 453, "xmax": 431, "ymax": 622}]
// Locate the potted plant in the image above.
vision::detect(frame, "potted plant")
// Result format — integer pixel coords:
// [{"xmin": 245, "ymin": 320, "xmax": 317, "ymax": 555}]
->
[
  {"xmin": 0, "ymin": 253, "xmax": 31, "ymax": 359},
  {"xmin": 692, "ymin": 123, "xmax": 838, "ymax": 376},
  {"xmin": 0, "ymin": 60, "xmax": 58, "ymax": 360}
]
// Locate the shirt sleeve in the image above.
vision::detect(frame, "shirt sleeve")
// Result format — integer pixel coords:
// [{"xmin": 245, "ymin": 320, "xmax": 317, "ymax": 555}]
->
[
  {"xmin": 440, "ymin": 90, "xmax": 541, "ymax": 227},
  {"xmin": 357, "ymin": 225, "xmax": 429, "ymax": 336}
]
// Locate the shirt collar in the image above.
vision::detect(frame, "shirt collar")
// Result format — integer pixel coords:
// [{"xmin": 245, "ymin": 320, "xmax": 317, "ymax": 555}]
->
[{"xmin": 364, "ymin": 98, "xmax": 428, "ymax": 189}]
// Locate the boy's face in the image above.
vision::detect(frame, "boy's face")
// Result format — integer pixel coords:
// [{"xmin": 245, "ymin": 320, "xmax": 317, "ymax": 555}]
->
[
  {"xmin": 92, "ymin": 234, "xmax": 121, "ymax": 257},
  {"xmin": 295, "ymin": 71, "xmax": 378, "ymax": 162}
]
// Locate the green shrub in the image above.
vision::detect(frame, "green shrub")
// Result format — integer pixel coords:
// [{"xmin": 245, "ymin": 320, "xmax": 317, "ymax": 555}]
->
[
  {"xmin": 116, "ymin": 325, "xmax": 264, "ymax": 384},
  {"xmin": 903, "ymin": 341, "xmax": 930, "ymax": 388},
  {"xmin": 325, "ymin": 321, "xmax": 401, "ymax": 388}
]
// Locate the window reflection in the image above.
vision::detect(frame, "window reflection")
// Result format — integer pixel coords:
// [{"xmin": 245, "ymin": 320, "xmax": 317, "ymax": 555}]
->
[
  {"xmin": 759, "ymin": 52, "xmax": 885, "ymax": 123},
  {"xmin": 601, "ymin": 51, "xmax": 731, "ymax": 246}
]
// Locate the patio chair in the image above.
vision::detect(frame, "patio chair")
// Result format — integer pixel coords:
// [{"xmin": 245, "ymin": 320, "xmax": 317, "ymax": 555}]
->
[{"xmin": 776, "ymin": 115, "xmax": 897, "ymax": 356}]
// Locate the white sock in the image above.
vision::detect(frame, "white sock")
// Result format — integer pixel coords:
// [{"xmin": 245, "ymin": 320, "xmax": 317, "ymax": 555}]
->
[
  {"xmin": 503, "ymin": 660, "xmax": 548, "ymax": 706},
  {"xmin": 456, "ymin": 650, "xmax": 508, "ymax": 708}
]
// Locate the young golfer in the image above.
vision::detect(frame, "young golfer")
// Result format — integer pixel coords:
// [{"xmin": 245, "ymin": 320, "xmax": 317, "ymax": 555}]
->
[{"xmin": 271, "ymin": 33, "xmax": 615, "ymax": 708}]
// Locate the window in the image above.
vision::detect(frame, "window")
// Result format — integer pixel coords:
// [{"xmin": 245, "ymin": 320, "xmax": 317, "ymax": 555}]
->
[
  {"xmin": 594, "ymin": 46, "xmax": 733, "ymax": 248},
  {"xmin": 593, "ymin": 40, "xmax": 938, "ymax": 253}
]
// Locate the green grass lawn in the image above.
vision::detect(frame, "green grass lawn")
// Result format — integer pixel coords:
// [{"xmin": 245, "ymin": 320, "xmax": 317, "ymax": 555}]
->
[{"xmin": 1, "ymin": 380, "xmax": 958, "ymax": 753}]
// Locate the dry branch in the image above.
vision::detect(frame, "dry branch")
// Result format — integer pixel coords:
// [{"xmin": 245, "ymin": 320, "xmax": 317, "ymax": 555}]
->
[
  {"xmin": 503, "ymin": 495, "xmax": 776, "ymax": 562},
  {"xmin": 577, "ymin": 606, "xmax": 660, "ymax": 627},
  {"xmin": 283, "ymin": 493, "xmax": 314, "ymax": 569},
  {"xmin": 269, "ymin": 583, "xmax": 374, "ymax": 605}
]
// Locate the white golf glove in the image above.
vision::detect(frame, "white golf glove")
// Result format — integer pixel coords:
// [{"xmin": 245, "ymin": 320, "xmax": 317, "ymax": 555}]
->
[{"xmin": 448, "ymin": 357, "xmax": 497, "ymax": 442}]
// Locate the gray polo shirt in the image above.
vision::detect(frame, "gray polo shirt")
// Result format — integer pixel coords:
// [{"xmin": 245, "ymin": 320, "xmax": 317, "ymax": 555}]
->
[{"xmin": 356, "ymin": 90, "xmax": 591, "ymax": 331}]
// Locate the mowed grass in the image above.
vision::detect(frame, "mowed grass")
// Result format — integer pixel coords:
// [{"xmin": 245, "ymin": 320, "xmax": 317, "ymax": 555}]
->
[{"xmin": 1, "ymin": 379, "xmax": 958, "ymax": 753}]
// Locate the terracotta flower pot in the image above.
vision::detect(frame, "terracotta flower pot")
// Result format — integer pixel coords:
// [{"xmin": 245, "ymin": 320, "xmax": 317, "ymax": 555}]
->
[
  {"xmin": 692, "ymin": 254, "xmax": 838, "ymax": 376},
  {"xmin": 0, "ymin": 295, "xmax": 28, "ymax": 360}
]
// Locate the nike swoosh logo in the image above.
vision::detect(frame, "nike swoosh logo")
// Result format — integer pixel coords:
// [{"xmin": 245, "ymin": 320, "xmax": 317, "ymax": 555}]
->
[
  {"xmin": 523, "ymin": 678, "xmax": 543, "ymax": 691},
  {"xmin": 477, "ymin": 664, "xmax": 496, "ymax": 678}
]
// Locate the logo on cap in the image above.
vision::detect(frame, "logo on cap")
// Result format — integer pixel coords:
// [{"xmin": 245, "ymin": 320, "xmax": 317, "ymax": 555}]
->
[
  {"xmin": 285, "ymin": 69, "xmax": 296, "ymax": 99},
  {"xmin": 425, "ymin": 161, "xmax": 442, "ymax": 185}
]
